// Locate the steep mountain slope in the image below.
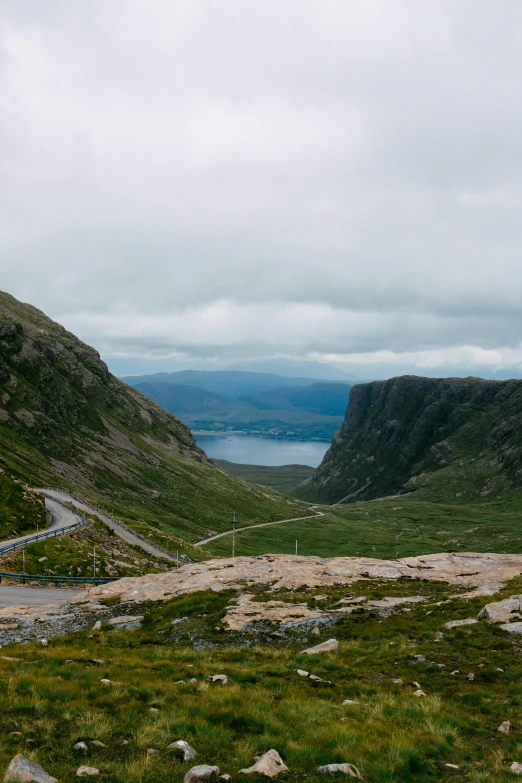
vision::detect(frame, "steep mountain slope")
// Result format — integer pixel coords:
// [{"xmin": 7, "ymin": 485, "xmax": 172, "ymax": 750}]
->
[
  {"xmin": 299, "ymin": 375, "xmax": 522, "ymax": 504},
  {"xmin": 0, "ymin": 291, "xmax": 306, "ymax": 542}
]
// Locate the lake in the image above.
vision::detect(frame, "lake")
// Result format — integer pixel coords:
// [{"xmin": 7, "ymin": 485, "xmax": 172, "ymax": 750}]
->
[{"xmin": 195, "ymin": 433, "xmax": 330, "ymax": 467}]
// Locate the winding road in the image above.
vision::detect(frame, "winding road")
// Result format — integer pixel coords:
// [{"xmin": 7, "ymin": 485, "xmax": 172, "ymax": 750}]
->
[{"xmin": 195, "ymin": 509, "xmax": 325, "ymax": 546}]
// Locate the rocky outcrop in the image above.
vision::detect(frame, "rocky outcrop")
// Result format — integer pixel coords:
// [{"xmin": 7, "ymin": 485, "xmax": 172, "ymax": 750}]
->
[
  {"xmin": 4, "ymin": 755, "xmax": 57, "ymax": 783},
  {"xmin": 241, "ymin": 750, "xmax": 288, "ymax": 778},
  {"xmin": 300, "ymin": 375, "xmax": 522, "ymax": 503}
]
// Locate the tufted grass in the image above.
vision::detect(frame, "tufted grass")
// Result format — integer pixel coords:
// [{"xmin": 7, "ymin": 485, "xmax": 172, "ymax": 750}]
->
[{"xmin": 1, "ymin": 579, "xmax": 522, "ymax": 781}]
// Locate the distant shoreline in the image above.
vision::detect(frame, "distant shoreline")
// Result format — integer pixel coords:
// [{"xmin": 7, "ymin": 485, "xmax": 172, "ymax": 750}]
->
[{"xmin": 193, "ymin": 430, "xmax": 330, "ymax": 443}]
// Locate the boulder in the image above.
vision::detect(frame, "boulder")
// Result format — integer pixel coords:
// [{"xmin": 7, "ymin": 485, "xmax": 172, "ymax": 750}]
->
[
  {"xmin": 92, "ymin": 621, "xmax": 101, "ymax": 631},
  {"xmin": 511, "ymin": 762, "xmax": 522, "ymax": 775},
  {"xmin": 74, "ymin": 742, "xmax": 88, "ymax": 753},
  {"xmin": 413, "ymin": 689, "xmax": 426, "ymax": 697},
  {"xmin": 500, "ymin": 622, "xmax": 522, "ymax": 635},
  {"xmin": 183, "ymin": 766, "xmax": 220, "ymax": 783},
  {"xmin": 498, "ymin": 721, "xmax": 511, "ymax": 734},
  {"xmin": 478, "ymin": 597, "xmax": 521, "ymax": 624},
  {"xmin": 442, "ymin": 619, "xmax": 478, "ymax": 630},
  {"xmin": 209, "ymin": 675, "xmax": 228, "ymax": 685},
  {"xmin": 241, "ymin": 749, "xmax": 288, "ymax": 777},
  {"xmin": 317, "ymin": 763, "xmax": 361, "ymax": 777},
  {"xmin": 3, "ymin": 756, "xmax": 57, "ymax": 783},
  {"xmin": 167, "ymin": 741, "xmax": 197, "ymax": 762},
  {"xmin": 301, "ymin": 638, "xmax": 339, "ymax": 655},
  {"xmin": 76, "ymin": 768, "xmax": 99, "ymax": 777},
  {"xmin": 296, "ymin": 670, "xmax": 309, "ymax": 677}
]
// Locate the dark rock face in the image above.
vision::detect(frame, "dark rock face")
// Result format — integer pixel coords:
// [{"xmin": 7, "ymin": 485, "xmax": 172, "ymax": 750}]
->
[{"xmin": 302, "ymin": 375, "xmax": 522, "ymax": 503}]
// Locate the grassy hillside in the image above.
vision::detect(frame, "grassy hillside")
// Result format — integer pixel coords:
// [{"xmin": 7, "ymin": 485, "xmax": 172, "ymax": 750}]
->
[
  {"xmin": 0, "ymin": 291, "xmax": 308, "ymax": 543},
  {"xmin": 215, "ymin": 460, "xmax": 315, "ymax": 494},
  {"xmin": 1, "ymin": 575, "xmax": 522, "ymax": 782},
  {"xmin": 0, "ymin": 472, "xmax": 47, "ymax": 540},
  {"xmin": 300, "ymin": 375, "xmax": 522, "ymax": 504}
]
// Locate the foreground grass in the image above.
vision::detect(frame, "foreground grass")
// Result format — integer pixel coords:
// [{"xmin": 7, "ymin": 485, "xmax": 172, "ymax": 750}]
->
[
  {"xmin": 206, "ymin": 494, "xmax": 522, "ymax": 559},
  {"xmin": 1, "ymin": 581, "xmax": 522, "ymax": 781}
]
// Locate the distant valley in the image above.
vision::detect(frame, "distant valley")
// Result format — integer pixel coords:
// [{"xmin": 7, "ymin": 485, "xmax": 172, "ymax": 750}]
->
[{"xmin": 123, "ymin": 370, "xmax": 351, "ymax": 440}]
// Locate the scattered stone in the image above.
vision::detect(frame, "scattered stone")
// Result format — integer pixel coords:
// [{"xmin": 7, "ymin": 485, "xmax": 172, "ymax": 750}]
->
[
  {"xmin": 314, "ymin": 595, "xmax": 328, "ymax": 601},
  {"xmin": 479, "ymin": 597, "xmax": 521, "ymax": 624},
  {"xmin": 76, "ymin": 768, "xmax": 99, "ymax": 777},
  {"xmin": 434, "ymin": 632, "xmax": 444, "ymax": 640},
  {"xmin": 392, "ymin": 678, "xmax": 403, "ymax": 685},
  {"xmin": 184, "ymin": 765, "xmax": 220, "ymax": 783},
  {"xmin": 92, "ymin": 622, "xmax": 101, "ymax": 631},
  {"xmin": 500, "ymin": 622, "xmax": 522, "ymax": 635},
  {"xmin": 342, "ymin": 699, "xmax": 359, "ymax": 705},
  {"xmin": 4, "ymin": 755, "xmax": 57, "ymax": 783},
  {"xmin": 74, "ymin": 742, "xmax": 88, "ymax": 753},
  {"xmin": 498, "ymin": 721, "xmax": 511, "ymax": 734},
  {"xmin": 450, "ymin": 671, "xmax": 459, "ymax": 676},
  {"xmin": 413, "ymin": 655, "xmax": 425, "ymax": 661},
  {"xmin": 309, "ymin": 674, "xmax": 332, "ymax": 685},
  {"xmin": 301, "ymin": 638, "xmax": 339, "ymax": 655},
  {"xmin": 1, "ymin": 624, "xmax": 19, "ymax": 631},
  {"xmin": 209, "ymin": 675, "xmax": 228, "ymax": 685},
  {"xmin": 442, "ymin": 619, "xmax": 478, "ymax": 630},
  {"xmin": 121, "ymin": 740, "xmax": 129, "ymax": 745},
  {"xmin": 8, "ymin": 733, "xmax": 23, "ymax": 738},
  {"xmin": 149, "ymin": 708, "xmax": 159, "ymax": 713},
  {"xmin": 412, "ymin": 681, "xmax": 421, "ymax": 688},
  {"xmin": 38, "ymin": 639, "xmax": 48, "ymax": 647},
  {"xmin": 413, "ymin": 689, "xmax": 426, "ymax": 697},
  {"xmin": 436, "ymin": 762, "xmax": 462, "ymax": 775},
  {"xmin": 296, "ymin": 669, "xmax": 309, "ymax": 677},
  {"xmin": 241, "ymin": 749, "xmax": 288, "ymax": 777},
  {"xmin": 467, "ymin": 673, "xmax": 474, "ymax": 681},
  {"xmin": 146, "ymin": 749, "xmax": 160, "ymax": 757},
  {"xmin": 167, "ymin": 740, "xmax": 197, "ymax": 762},
  {"xmin": 511, "ymin": 762, "xmax": 522, "ymax": 774},
  {"xmin": 90, "ymin": 741, "xmax": 106, "ymax": 748},
  {"xmin": 497, "ymin": 668, "xmax": 505, "ymax": 672},
  {"xmin": 220, "ymin": 776, "xmax": 232, "ymax": 782},
  {"xmin": 317, "ymin": 763, "xmax": 361, "ymax": 777}
]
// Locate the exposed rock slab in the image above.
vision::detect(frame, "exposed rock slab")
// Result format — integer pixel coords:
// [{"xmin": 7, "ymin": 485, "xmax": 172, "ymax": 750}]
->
[
  {"xmin": 223, "ymin": 594, "xmax": 323, "ymax": 631},
  {"xmin": 478, "ymin": 596, "xmax": 521, "ymax": 623},
  {"xmin": 4, "ymin": 756, "xmax": 57, "ymax": 783},
  {"xmin": 241, "ymin": 750, "xmax": 288, "ymax": 778}
]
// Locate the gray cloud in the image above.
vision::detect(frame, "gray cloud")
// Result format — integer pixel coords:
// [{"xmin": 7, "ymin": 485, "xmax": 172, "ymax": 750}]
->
[{"xmin": 2, "ymin": 1, "xmax": 522, "ymax": 377}]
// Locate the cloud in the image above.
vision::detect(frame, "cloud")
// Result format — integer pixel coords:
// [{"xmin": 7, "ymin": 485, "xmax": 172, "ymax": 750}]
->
[{"xmin": 1, "ymin": 1, "xmax": 522, "ymax": 376}]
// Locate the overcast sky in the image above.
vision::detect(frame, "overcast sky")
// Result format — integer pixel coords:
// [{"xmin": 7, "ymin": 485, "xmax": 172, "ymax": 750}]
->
[{"xmin": 2, "ymin": 1, "xmax": 522, "ymax": 379}]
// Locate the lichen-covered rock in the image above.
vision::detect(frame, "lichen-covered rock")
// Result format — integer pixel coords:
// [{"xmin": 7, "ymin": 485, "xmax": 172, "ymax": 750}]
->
[
  {"xmin": 302, "ymin": 638, "xmax": 339, "ymax": 655},
  {"xmin": 317, "ymin": 763, "xmax": 361, "ymax": 777},
  {"xmin": 167, "ymin": 740, "xmax": 197, "ymax": 761},
  {"xmin": 76, "ymin": 768, "xmax": 99, "ymax": 777},
  {"xmin": 478, "ymin": 597, "xmax": 521, "ymax": 623},
  {"xmin": 241, "ymin": 750, "xmax": 288, "ymax": 778},
  {"xmin": 3, "ymin": 755, "xmax": 57, "ymax": 783},
  {"xmin": 443, "ymin": 618, "xmax": 478, "ymax": 630},
  {"xmin": 183, "ymin": 765, "xmax": 220, "ymax": 783}
]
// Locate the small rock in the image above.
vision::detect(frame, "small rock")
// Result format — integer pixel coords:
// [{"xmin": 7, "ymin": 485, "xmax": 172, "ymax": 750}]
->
[
  {"xmin": 442, "ymin": 619, "xmax": 478, "ymax": 630},
  {"xmin": 412, "ymin": 681, "xmax": 421, "ymax": 688},
  {"xmin": 436, "ymin": 762, "xmax": 461, "ymax": 775},
  {"xmin": 74, "ymin": 742, "xmax": 88, "ymax": 753},
  {"xmin": 392, "ymin": 678, "xmax": 403, "ymax": 685},
  {"xmin": 450, "ymin": 670, "xmax": 459, "ymax": 676},
  {"xmin": 146, "ymin": 749, "xmax": 160, "ymax": 757},
  {"xmin": 342, "ymin": 699, "xmax": 359, "ymax": 705},
  {"xmin": 498, "ymin": 721, "xmax": 511, "ymax": 734},
  {"xmin": 301, "ymin": 638, "xmax": 339, "ymax": 655},
  {"xmin": 76, "ymin": 767, "xmax": 99, "ymax": 777},
  {"xmin": 149, "ymin": 708, "xmax": 160, "ymax": 713},
  {"xmin": 317, "ymin": 763, "xmax": 361, "ymax": 777},
  {"xmin": 496, "ymin": 667, "xmax": 505, "ymax": 672},
  {"xmin": 511, "ymin": 762, "xmax": 522, "ymax": 774},
  {"xmin": 38, "ymin": 639, "xmax": 48, "ymax": 647},
  {"xmin": 220, "ymin": 776, "xmax": 232, "ymax": 782},
  {"xmin": 413, "ymin": 655, "xmax": 425, "ymax": 661},
  {"xmin": 209, "ymin": 675, "xmax": 228, "ymax": 685},
  {"xmin": 413, "ymin": 689, "xmax": 426, "ymax": 697},
  {"xmin": 92, "ymin": 622, "xmax": 101, "ymax": 631},
  {"xmin": 121, "ymin": 740, "xmax": 129, "ymax": 745},
  {"xmin": 434, "ymin": 632, "xmax": 444, "ymax": 640},
  {"xmin": 241, "ymin": 749, "xmax": 288, "ymax": 777},
  {"xmin": 8, "ymin": 732, "xmax": 23, "ymax": 738},
  {"xmin": 167, "ymin": 740, "xmax": 197, "ymax": 762},
  {"xmin": 184, "ymin": 765, "xmax": 220, "ymax": 783},
  {"xmin": 309, "ymin": 675, "xmax": 332, "ymax": 685},
  {"xmin": 4, "ymin": 755, "xmax": 57, "ymax": 783},
  {"xmin": 467, "ymin": 673, "xmax": 474, "ymax": 681},
  {"xmin": 90, "ymin": 741, "xmax": 106, "ymax": 748},
  {"xmin": 296, "ymin": 669, "xmax": 309, "ymax": 677}
]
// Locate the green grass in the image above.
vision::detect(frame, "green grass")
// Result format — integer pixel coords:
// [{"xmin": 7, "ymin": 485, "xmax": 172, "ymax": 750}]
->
[
  {"xmin": 204, "ymin": 494, "xmax": 522, "ymax": 559},
  {"xmin": 215, "ymin": 460, "xmax": 315, "ymax": 494},
  {"xmin": 0, "ymin": 474, "xmax": 46, "ymax": 540},
  {"xmin": 1, "ymin": 579, "xmax": 522, "ymax": 781}
]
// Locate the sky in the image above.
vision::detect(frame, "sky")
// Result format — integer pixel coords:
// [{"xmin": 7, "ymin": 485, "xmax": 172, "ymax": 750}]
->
[{"xmin": 2, "ymin": 1, "xmax": 522, "ymax": 380}]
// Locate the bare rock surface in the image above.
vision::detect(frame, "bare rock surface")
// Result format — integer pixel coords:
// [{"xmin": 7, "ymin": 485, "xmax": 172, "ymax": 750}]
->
[
  {"xmin": 184, "ymin": 766, "xmax": 220, "ymax": 783},
  {"xmin": 478, "ymin": 597, "xmax": 521, "ymax": 623},
  {"xmin": 500, "ymin": 622, "xmax": 522, "ymax": 635},
  {"xmin": 317, "ymin": 763, "xmax": 361, "ymax": 777},
  {"xmin": 443, "ymin": 618, "xmax": 478, "ymax": 630},
  {"xmin": 241, "ymin": 750, "xmax": 288, "ymax": 778},
  {"xmin": 223, "ymin": 594, "xmax": 323, "ymax": 631},
  {"xmin": 302, "ymin": 638, "xmax": 339, "ymax": 655},
  {"xmin": 4, "ymin": 756, "xmax": 57, "ymax": 783}
]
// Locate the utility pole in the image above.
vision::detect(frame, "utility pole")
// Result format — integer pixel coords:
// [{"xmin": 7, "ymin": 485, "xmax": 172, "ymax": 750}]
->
[
  {"xmin": 93, "ymin": 546, "xmax": 96, "ymax": 581},
  {"xmin": 232, "ymin": 511, "xmax": 236, "ymax": 559},
  {"xmin": 22, "ymin": 549, "xmax": 25, "ymax": 574}
]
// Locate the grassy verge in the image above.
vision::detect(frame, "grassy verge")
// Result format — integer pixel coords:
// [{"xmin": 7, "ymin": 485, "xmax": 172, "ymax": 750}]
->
[
  {"xmin": 1, "ymin": 579, "xmax": 522, "ymax": 781},
  {"xmin": 0, "ymin": 474, "xmax": 46, "ymax": 540}
]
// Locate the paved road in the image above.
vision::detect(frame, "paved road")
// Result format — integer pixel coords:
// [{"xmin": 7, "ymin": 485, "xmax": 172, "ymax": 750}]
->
[
  {"xmin": 0, "ymin": 497, "xmax": 80, "ymax": 551},
  {"xmin": 0, "ymin": 585, "xmax": 81, "ymax": 608},
  {"xmin": 195, "ymin": 510, "xmax": 325, "ymax": 546},
  {"xmin": 38, "ymin": 490, "xmax": 176, "ymax": 563}
]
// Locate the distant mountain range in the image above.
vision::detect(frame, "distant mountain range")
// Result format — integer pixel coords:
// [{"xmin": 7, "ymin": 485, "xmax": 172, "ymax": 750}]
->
[{"xmin": 123, "ymin": 370, "xmax": 352, "ymax": 440}]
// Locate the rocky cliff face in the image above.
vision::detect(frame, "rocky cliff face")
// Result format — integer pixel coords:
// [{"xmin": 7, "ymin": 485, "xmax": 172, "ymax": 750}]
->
[{"xmin": 300, "ymin": 375, "xmax": 522, "ymax": 504}]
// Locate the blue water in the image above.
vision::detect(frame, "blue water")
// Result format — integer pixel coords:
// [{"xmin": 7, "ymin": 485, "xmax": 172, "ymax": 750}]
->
[{"xmin": 195, "ymin": 434, "xmax": 329, "ymax": 467}]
